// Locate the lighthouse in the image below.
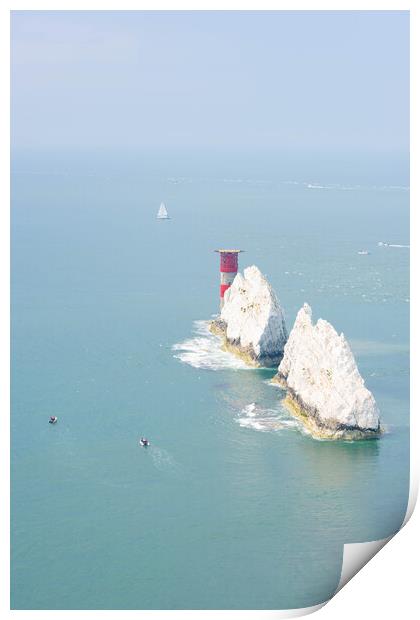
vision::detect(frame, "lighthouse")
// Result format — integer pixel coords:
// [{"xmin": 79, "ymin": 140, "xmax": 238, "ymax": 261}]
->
[{"xmin": 215, "ymin": 249, "xmax": 243, "ymax": 309}]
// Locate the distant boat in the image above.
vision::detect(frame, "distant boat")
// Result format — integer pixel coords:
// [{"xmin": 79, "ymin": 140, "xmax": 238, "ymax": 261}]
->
[
  {"xmin": 357, "ymin": 250, "xmax": 370, "ymax": 255},
  {"xmin": 157, "ymin": 202, "xmax": 169, "ymax": 219}
]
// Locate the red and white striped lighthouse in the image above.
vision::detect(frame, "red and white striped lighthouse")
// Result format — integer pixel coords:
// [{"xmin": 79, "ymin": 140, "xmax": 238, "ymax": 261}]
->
[{"xmin": 215, "ymin": 249, "xmax": 243, "ymax": 309}]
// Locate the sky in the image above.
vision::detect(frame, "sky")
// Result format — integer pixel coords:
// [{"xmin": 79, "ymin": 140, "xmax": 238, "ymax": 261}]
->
[{"xmin": 10, "ymin": 10, "xmax": 409, "ymax": 152}]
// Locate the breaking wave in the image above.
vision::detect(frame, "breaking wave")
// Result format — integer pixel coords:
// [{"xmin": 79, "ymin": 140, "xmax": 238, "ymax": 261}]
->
[
  {"xmin": 237, "ymin": 401, "xmax": 301, "ymax": 433},
  {"xmin": 172, "ymin": 320, "xmax": 250, "ymax": 370}
]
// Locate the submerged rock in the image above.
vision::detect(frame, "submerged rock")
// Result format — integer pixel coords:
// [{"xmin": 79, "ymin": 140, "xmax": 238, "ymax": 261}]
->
[
  {"xmin": 275, "ymin": 303, "xmax": 381, "ymax": 440},
  {"xmin": 210, "ymin": 265, "xmax": 288, "ymax": 367}
]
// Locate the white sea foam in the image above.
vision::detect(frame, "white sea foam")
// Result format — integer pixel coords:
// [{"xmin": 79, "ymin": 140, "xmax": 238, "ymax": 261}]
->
[
  {"xmin": 242, "ymin": 402, "xmax": 257, "ymax": 417},
  {"xmin": 173, "ymin": 320, "xmax": 249, "ymax": 370},
  {"xmin": 237, "ymin": 402, "xmax": 301, "ymax": 433}
]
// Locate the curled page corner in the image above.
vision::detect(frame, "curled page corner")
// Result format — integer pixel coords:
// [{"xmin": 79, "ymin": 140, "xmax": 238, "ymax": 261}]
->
[
  {"xmin": 271, "ymin": 602, "xmax": 326, "ymax": 618},
  {"xmin": 282, "ymin": 602, "xmax": 326, "ymax": 617},
  {"xmin": 335, "ymin": 536, "xmax": 392, "ymax": 594},
  {"xmin": 334, "ymin": 478, "xmax": 418, "ymax": 598},
  {"xmin": 279, "ymin": 487, "xmax": 417, "ymax": 618}
]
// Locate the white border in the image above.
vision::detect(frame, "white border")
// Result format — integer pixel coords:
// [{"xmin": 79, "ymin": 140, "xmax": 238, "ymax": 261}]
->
[{"xmin": 2, "ymin": 2, "xmax": 417, "ymax": 618}]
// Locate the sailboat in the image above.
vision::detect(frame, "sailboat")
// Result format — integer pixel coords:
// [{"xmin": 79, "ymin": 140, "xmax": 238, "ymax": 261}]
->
[{"xmin": 157, "ymin": 202, "xmax": 169, "ymax": 220}]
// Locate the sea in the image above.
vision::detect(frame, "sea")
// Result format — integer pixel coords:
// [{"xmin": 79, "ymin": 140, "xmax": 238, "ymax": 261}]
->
[{"xmin": 11, "ymin": 148, "xmax": 409, "ymax": 610}]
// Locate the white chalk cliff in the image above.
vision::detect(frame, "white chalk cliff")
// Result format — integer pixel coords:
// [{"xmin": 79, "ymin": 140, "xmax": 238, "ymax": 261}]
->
[
  {"xmin": 210, "ymin": 265, "xmax": 288, "ymax": 367},
  {"xmin": 276, "ymin": 303, "xmax": 380, "ymax": 439}
]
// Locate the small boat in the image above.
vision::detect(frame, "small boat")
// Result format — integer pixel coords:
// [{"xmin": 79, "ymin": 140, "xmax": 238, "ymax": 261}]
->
[
  {"xmin": 157, "ymin": 202, "xmax": 169, "ymax": 220},
  {"xmin": 357, "ymin": 250, "xmax": 370, "ymax": 255},
  {"xmin": 49, "ymin": 416, "xmax": 58, "ymax": 424},
  {"xmin": 139, "ymin": 437, "xmax": 150, "ymax": 447}
]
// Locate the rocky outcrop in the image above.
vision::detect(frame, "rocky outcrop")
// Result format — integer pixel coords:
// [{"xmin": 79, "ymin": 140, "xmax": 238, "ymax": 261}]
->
[
  {"xmin": 274, "ymin": 303, "xmax": 381, "ymax": 440},
  {"xmin": 210, "ymin": 265, "xmax": 288, "ymax": 367}
]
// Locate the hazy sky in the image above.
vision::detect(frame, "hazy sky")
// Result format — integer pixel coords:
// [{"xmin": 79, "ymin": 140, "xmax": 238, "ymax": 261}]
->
[{"xmin": 11, "ymin": 10, "xmax": 409, "ymax": 152}]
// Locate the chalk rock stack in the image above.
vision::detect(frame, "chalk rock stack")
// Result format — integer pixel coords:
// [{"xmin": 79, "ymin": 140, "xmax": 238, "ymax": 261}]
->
[
  {"xmin": 275, "ymin": 303, "xmax": 381, "ymax": 440},
  {"xmin": 210, "ymin": 265, "xmax": 288, "ymax": 367}
]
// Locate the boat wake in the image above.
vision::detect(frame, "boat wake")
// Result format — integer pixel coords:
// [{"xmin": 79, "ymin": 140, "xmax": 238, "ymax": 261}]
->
[
  {"xmin": 148, "ymin": 446, "xmax": 182, "ymax": 474},
  {"xmin": 378, "ymin": 241, "xmax": 410, "ymax": 248},
  {"xmin": 172, "ymin": 320, "xmax": 250, "ymax": 371},
  {"xmin": 303, "ymin": 182, "xmax": 409, "ymax": 192}
]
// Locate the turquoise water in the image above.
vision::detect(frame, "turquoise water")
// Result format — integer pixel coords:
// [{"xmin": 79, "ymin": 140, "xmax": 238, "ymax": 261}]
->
[{"xmin": 11, "ymin": 150, "xmax": 409, "ymax": 609}]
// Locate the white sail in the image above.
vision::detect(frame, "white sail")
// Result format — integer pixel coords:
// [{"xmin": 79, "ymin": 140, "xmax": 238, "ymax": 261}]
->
[{"xmin": 157, "ymin": 202, "xmax": 169, "ymax": 219}]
